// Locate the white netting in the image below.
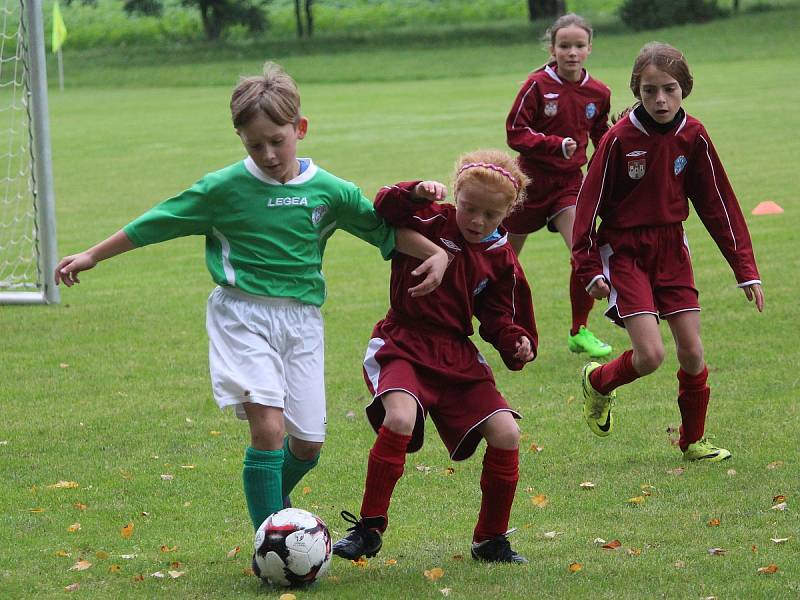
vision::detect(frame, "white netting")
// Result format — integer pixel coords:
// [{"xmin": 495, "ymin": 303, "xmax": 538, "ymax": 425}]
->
[{"xmin": 0, "ymin": 0, "xmax": 40, "ymax": 293}]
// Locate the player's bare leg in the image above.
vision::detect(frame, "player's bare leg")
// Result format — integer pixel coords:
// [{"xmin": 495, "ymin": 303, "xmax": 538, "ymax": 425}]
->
[{"xmin": 508, "ymin": 232, "xmax": 528, "ymax": 255}]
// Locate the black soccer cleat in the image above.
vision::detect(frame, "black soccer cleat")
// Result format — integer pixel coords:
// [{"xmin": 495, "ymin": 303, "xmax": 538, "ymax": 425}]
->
[
  {"xmin": 471, "ymin": 528, "xmax": 528, "ymax": 564},
  {"xmin": 332, "ymin": 510, "xmax": 384, "ymax": 560}
]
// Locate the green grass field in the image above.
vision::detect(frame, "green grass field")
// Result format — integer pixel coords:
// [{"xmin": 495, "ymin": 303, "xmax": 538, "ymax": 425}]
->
[{"xmin": 3, "ymin": 5, "xmax": 799, "ymax": 599}]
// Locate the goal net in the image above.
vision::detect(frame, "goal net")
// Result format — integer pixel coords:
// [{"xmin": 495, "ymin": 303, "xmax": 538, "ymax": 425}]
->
[{"xmin": 0, "ymin": 0, "xmax": 59, "ymax": 304}]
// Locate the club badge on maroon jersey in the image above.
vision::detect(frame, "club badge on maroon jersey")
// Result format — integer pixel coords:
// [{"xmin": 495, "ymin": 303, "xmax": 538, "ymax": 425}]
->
[
  {"xmin": 626, "ymin": 150, "xmax": 647, "ymax": 180},
  {"xmin": 585, "ymin": 102, "xmax": 597, "ymax": 119},
  {"xmin": 472, "ymin": 277, "xmax": 489, "ymax": 296},
  {"xmin": 544, "ymin": 101, "xmax": 558, "ymax": 117},
  {"xmin": 674, "ymin": 155, "xmax": 687, "ymax": 176}
]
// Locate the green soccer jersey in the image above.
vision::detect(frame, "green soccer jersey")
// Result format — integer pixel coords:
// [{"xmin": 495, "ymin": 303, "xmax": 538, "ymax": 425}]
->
[{"xmin": 123, "ymin": 158, "xmax": 395, "ymax": 306}]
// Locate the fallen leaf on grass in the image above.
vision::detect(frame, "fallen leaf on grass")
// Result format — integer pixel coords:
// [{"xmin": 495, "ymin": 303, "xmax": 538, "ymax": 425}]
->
[
  {"xmin": 708, "ymin": 547, "xmax": 726, "ymax": 556},
  {"xmin": 707, "ymin": 518, "xmax": 721, "ymax": 527},
  {"xmin": 674, "ymin": 560, "xmax": 686, "ymax": 568},
  {"xmin": 242, "ymin": 568, "xmax": 254, "ymax": 576},
  {"xmin": 352, "ymin": 557, "xmax": 368, "ymax": 568},
  {"xmin": 227, "ymin": 546, "xmax": 240, "ymax": 558},
  {"xmin": 772, "ymin": 495, "xmax": 786, "ymax": 504},
  {"xmin": 579, "ymin": 481, "xmax": 595, "ymax": 489},
  {"xmin": 160, "ymin": 474, "xmax": 174, "ymax": 481},
  {"xmin": 167, "ymin": 570, "xmax": 185, "ymax": 579},
  {"xmin": 667, "ymin": 467, "xmax": 685, "ymax": 476},
  {"xmin": 531, "ymin": 494, "xmax": 549, "ymax": 508},
  {"xmin": 641, "ymin": 484, "xmax": 656, "ymax": 496},
  {"xmin": 602, "ymin": 540, "xmax": 621, "ymax": 550},
  {"xmin": 627, "ymin": 547, "xmax": 641, "ymax": 556},
  {"xmin": 593, "ymin": 538, "xmax": 606, "ymax": 545},
  {"xmin": 160, "ymin": 545, "xmax": 177, "ymax": 553},
  {"xmin": 121, "ymin": 523, "xmax": 134, "ymax": 538},
  {"xmin": 757, "ymin": 564, "xmax": 779, "ymax": 574},
  {"xmin": 766, "ymin": 461, "xmax": 784, "ymax": 470},
  {"xmin": 132, "ymin": 574, "xmax": 145, "ymax": 582},
  {"xmin": 543, "ymin": 531, "xmax": 563, "ymax": 539},
  {"xmin": 302, "ymin": 486, "xmax": 312, "ymax": 495},
  {"xmin": 74, "ymin": 502, "xmax": 87, "ymax": 511},
  {"xmin": 209, "ymin": 431, "xmax": 222, "ymax": 436},
  {"xmin": 440, "ymin": 588, "xmax": 452, "ymax": 596},
  {"xmin": 385, "ymin": 559, "xmax": 397, "ymax": 566},
  {"xmin": 424, "ymin": 567, "xmax": 444, "ymax": 581},
  {"xmin": 451, "ymin": 554, "xmax": 463, "ymax": 561},
  {"xmin": 56, "ymin": 550, "xmax": 71, "ymax": 558},
  {"xmin": 119, "ymin": 554, "xmax": 137, "ymax": 559},
  {"xmin": 751, "ymin": 545, "xmax": 758, "ymax": 553},
  {"xmin": 568, "ymin": 562, "xmax": 582, "ymax": 573},
  {"xmin": 48, "ymin": 481, "xmax": 79, "ymax": 489},
  {"xmin": 415, "ymin": 465, "xmax": 432, "ymax": 474},
  {"xmin": 726, "ymin": 469, "xmax": 737, "ymax": 476},
  {"xmin": 279, "ymin": 594, "xmax": 296, "ymax": 600},
  {"xmin": 64, "ymin": 583, "xmax": 79, "ymax": 592},
  {"xmin": 95, "ymin": 550, "xmax": 109, "ymax": 560},
  {"xmin": 69, "ymin": 560, "xmax": 92, "ymax": 571},
  {"xmin": 109, "ymin": 564, "xmax": 121, "ymax": 573},
  {"xmin": 345, "ymin": 411, "xmax": 356, "ymax": 420},
  {"xmin": 444, "ymin": 467, "xmax": 455, "ymax": 475},
  {"xmin": 626, "ymin": 496, "xmax": 646, "ymax": 505},
  {"xmin": 59, "ymin": 363, "xmax": 70, "ymax": 369},
  {"xmin": 529, "ymin": 443, "xmax": 543, "ymax": 453},
  {"xmin": 151, "ymin": 571, "xmax": 165, "ymax": 578},
  {"xmin": 67, "ymin": 523, "xmax": 81, "ymax": 532},
  {"xmin": 28, "ymin": 508, "xmax": 45, "ymax": 513},
  {"xmin": 770, "ymin": 538, "xmax": 789, "ymax": 544},
  {"xmin": 771, "ymin": 502, "xmax": 788, "ymax": 511},
  {"xmin": 170, "ymin": 561, "xmax": 183, "ymax": 569},
  {"xmin": 180, "ymin": 465, "xmax": 195, "ymax": 470}
]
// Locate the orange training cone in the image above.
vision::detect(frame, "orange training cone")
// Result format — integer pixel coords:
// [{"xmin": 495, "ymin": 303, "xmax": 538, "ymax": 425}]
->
[{"xmin": 751, "ymin": 201, "xmax": 784, "ymax": 215}]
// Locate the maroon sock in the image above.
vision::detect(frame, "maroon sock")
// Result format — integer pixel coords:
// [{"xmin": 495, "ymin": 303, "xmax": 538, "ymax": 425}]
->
[
  {"xmin": 677, "ymin": 366, "xmax": 710, "ymax": 451},
  {"xmin": 569, "ymin": 264, "xmax": 594, "ymax": 336},
  {"xmin": 588, "ymin": 349, "xmax": 640, "ymax": 395},
  {"xmin": 359, "ymin": 426, "xmax": 411, "ymax": 530},
  {"xmin": 473, "ymin": 446, "xmax": 519, "ymax": 543}
]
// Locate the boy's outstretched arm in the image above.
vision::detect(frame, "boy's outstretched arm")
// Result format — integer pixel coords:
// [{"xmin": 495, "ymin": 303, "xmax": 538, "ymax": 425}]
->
[
  {"xmin": 394, "ymin": 228, "xmax": 448, "ymax": 297},
  {"xmin": 55, "ymin": 230, "xmax": 136, "ymax": 287}
]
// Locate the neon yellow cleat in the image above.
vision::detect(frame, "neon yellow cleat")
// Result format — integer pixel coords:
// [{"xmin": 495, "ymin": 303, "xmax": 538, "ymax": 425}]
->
[
  {"xmin": 581, "ymin": 362, "xmax": 615, "ymax": 437},
  {"xmin": 569, "ymin": 326, "xmax": 612, "ymax": 358},
  {"xmin": 682, "ymin": 438, "xmax": 731, "ymax": 462}
]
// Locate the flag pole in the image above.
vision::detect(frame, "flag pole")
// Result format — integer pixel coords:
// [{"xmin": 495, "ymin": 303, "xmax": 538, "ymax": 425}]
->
[{"xmin": 57, "ymin": 48, "xmax": 64, "ymax": 91}]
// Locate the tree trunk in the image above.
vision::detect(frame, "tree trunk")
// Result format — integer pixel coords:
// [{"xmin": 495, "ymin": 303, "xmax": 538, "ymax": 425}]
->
[
  {"xmin": 294, "ymin": 0, "xmax": 304, "ymax": 37},
  {"xmin": 305, "ymin": 0, "xmax": 313, "ymax": 37},
  {"xmin": 732, "ymin": 0, "xmax": 740, "ymax": 11},
  {"xmin": 527, "ymin": 0, "xmax": 562, "ymax": 22}
]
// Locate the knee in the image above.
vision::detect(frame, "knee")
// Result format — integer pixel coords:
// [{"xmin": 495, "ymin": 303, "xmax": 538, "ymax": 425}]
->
[
  {"xmin": 676, "ymin": 342, "xmax": 704, "ymax": 372},
  {"xmin": 250, "ymin": 424, "xmax": 284, "ymax": 450},
  {"xmin": 634, "ymin": 345, "xmax": 665, "ymax": 375},
  {"xmin": 483, "ymin": 417, "xmax": 520, "ymax": 450},
  {"xmin": 382, "ymin": 411, "xmax": 416, "ymax": 436},
  {"xmin": 289, "ymin": 438, "xmax": 323, "ymax": 462}
]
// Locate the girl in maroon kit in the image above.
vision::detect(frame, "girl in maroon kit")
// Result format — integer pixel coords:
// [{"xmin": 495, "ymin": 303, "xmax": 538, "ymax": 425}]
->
[
  {"xmin": 505, "ymin": 13, "xmax": 613, "ymax": 359},
  {"xmin": 332, "ymin": 150, "xmax": 537, "ymax": 564},
  {"xmin": 572, "ymin": 42, "xmax": 764, "ymax": 461}
]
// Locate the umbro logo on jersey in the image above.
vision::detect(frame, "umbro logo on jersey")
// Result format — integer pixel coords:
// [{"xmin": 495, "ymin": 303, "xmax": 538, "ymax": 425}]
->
[
  {"xmin": 440, "ymin": 238, "xmax": 462, "ymax": 252},
  {"xmin": 625, "ymin": 150, "xmax": 647, "ymax": 157},
  {"xmin": 543, "ymin": 93, "xmax": 559, "ymax": 99},
  {"xmin": 267, "ymin": 196, "xmax": 308, "ymax": 207}
]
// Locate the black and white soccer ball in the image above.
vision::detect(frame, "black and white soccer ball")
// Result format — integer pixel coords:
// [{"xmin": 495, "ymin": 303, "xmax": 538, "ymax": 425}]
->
[{"xmin": 253, "ymin": 508, "xmax": 332, "ymax": 587}]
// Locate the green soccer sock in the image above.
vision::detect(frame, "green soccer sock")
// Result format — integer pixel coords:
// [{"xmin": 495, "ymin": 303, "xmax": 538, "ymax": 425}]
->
[
  {"xmin": 242, "ymin": 446, "xmax": 284, "ymax": 531},
  {"xmin": 282, "ymin": 436, "xmax": 320, "ymax": 498}
]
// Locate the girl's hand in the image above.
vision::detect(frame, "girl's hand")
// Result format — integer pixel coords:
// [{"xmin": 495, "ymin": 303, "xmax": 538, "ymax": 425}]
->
[
  {"xmin": 514, "ymin": 336, "xmax": 534, "ymax": 362},
  {"xmin": 588, "ymin": 278, "xmax": 610, "ymax": 300},
  {"xmin": 55, "ymin": 252, "xmax": 97, "ymax": 287},
  {"xmin": 408, "ymin": 249, "xmax": 448, "ymax": 297},
  {"xmin": 743, "ymin": 282, "xmax": 764, "ymax": 312},
  {"xmin": 413, "ymin": 181, "xmax": 447, "ymax": 202},
  {"xmin": 563, "ymin": 137, "xmax": 578, "ymax": 159}
]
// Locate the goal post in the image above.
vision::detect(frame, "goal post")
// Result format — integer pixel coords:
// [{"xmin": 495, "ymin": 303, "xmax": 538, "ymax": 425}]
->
[{"xmin": 0, "ymin": 0, "xmax": 59, "ymax": 304}]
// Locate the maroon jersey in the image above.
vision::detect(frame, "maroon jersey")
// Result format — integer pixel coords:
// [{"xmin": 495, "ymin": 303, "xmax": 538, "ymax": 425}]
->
[
  {"xmin": 506, "ymin": 63, "xmax": 611, "ymax": 174},
  {"xmin": 572, "ymin": 109, "xmax": 761, "ymax": 290},
  {"xmin": 375, "ymin": 182, "xmax": 538, "ymax": 371}
]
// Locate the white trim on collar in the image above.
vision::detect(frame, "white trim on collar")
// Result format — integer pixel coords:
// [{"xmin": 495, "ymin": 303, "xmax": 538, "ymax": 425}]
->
[
  {"xmin": 629, "ymin": 111, "xmax": 650, "ymax": 136},
  {"xmin": 243, "ymin": 156, "xmax": 318, "ymax": 185}
]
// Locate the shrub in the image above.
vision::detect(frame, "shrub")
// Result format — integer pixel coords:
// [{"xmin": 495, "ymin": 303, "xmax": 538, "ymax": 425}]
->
[{"xmin": 619, "ymin": 0, "xmax": 724, "ymax": 31}]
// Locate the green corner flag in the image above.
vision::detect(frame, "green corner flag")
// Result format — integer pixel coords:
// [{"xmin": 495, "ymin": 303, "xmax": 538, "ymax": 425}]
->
[{"xmin": 52, "ymin": 1, "xmax": 67, "ymax": 54}]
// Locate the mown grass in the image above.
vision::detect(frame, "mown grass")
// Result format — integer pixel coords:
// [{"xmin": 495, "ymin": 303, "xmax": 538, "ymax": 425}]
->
[{"xmin": 2, "ymin": 5, "xmax": 798, "ymax": 600}]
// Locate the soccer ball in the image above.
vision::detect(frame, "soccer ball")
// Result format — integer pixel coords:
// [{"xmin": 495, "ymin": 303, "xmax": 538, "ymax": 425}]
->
[{"xmin": 253, "ymin": 508, "xmax": 332, "ymax": 587}]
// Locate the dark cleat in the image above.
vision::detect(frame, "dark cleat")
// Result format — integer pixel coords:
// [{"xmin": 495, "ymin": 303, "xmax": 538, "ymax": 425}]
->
[
  {"xmin": 332, "ymin": 510, "xmax": 384, "ymax": 560},
  {"xmin": 471, "ymin": 529, "xmax": 528, "ymax": 564}
]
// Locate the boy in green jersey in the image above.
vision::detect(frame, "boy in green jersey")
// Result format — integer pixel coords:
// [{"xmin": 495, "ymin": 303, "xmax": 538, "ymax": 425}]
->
[{"xmin": 55, "ymin": 62, "xmax": 447, "ymax": 536}]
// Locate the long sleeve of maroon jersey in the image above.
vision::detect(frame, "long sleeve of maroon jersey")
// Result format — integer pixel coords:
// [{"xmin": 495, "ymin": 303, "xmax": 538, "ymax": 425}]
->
[
  {"xmin": 475, "ymin": 260, "xmax": 538, "ymax": 371},
  {"xmin": 506, "ymin": 79, "xmax": 565, "ymax": 157},
  {"xmin": 374, "ymin": 181, "xmax": 429, "ymax": 227},
  {"xmin": 686, "ymin": 132, "xmax": 761, "ymax": 284},
  {"xmin": 572, "ymin": 133, "xmax": 617, "ymax": 289}
]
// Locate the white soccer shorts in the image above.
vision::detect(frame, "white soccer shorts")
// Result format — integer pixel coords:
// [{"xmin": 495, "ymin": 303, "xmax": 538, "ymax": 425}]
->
[{"xmin": 206, "ymin": 286, "xmax": 326, "ymax": 442}]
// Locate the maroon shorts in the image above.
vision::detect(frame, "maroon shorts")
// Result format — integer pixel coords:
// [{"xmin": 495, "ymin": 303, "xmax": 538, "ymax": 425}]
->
[
  {"xmin": 598, "ymin": 224, "xmax": 700, "ymax": 327},
  {"xmin": 502, "ymin": 168, "xmax": 582, "ymax": 235},
  {"xmin": 362, "ymin": 320, "xmax": 520, "ymax": 461}
]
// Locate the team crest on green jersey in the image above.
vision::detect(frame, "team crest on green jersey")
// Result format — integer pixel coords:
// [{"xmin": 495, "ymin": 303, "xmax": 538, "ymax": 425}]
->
[{"xmin": 312, "ymin": 205, "xmax": 328, "ymax": 225}]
